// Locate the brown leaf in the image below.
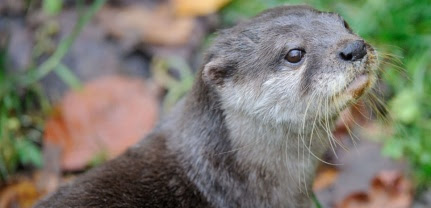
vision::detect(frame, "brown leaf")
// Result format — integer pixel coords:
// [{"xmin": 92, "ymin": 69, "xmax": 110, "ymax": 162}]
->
[
  {"xmin": 338, "ymin": 170, "xmax": 412, "ymax": 208},
  {"xmin": 173, "ymin": 0, "xmax": 231, "ymax": 17},
  {"xmin": 0, "ymin": 180, "xmax": 42, "ymax": 208},
  {"xmin": 338, "ymin": 192, "xmax": 371, "ymax": 208},
  {"xmin": 43, "ymin": 76, "xmax": 159, "ymax": 170},
  {"xmin": 313, "ymin": 166, "xmax": 339, "ymax": 191},
  {"xmin": 97, "ymin": 5, "xmax": 195, "ymax": 46}
]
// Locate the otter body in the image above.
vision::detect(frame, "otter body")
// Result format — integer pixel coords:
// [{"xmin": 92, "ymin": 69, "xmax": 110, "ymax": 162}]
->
[{"xmin": 36, "ymin": 5, "xmax": 378, "ymax": 208}]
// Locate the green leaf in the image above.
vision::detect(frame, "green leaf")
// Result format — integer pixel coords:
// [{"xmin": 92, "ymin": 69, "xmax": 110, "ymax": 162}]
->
[
  {"xmin": 420, "ymin": 153, "xmax": 431, "ymax": 165},
  {"xmin": 16, "ymin": 139, "xmax": 42, "ymax": 168},
  {"xmin": 43, "ymin": 0, "xmax": 63, "ymax": 15},
  {"xmin": 55, "ymin": 64, "xmax": 83, "ymax": 90},
  {"xmin": 382, "ymin": 138, "xmax": 404, "ymax": 159},
  {"xmin": 389, "ymin": 89, "xmax": 420, "ymax": 124}
]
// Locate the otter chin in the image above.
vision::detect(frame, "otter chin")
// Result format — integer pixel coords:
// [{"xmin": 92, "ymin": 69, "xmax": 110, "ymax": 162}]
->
[{"xmin": 36, "ymin": 5, "xmax": 379, "ymax": 208}]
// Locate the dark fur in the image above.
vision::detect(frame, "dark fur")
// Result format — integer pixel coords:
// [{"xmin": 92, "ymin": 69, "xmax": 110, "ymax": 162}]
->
[
  {"xmin": 36, "ymin": 5, "xmax": 371, "ymax": 208},
  {"xmin": 36, "ymin": 134, "xmax": 210, "ymax": 207},
  {"xmin": 36, "ymin": 72, "xmax": 241, "ymax": 207}
]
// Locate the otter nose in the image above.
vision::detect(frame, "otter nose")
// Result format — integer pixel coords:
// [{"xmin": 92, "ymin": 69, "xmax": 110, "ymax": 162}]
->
[{"xmin": 339, "ymin": 40, "xmax": 367, "ymax": 62}]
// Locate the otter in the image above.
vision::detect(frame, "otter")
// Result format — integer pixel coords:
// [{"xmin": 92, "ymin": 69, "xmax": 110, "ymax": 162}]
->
[{"xmin": 36, "ymin": 5, "xmax": 378, "ymax": 208}]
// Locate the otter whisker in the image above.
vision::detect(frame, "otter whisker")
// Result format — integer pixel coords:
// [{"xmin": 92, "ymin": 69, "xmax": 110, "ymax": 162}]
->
[
  {"xmin": 351, "ymin": 101, "xmax": 373, "ymax": 121},
  {"xmin": 284, "ymin": 124, "xmax": 296, "ymax": 184},
  {"xmin": 365, "ymin": 93, "xmax": 392, "ymax": 124},
  {"xmin": 297, "ymin": 129, "xmax": 303, "ymax": 194},
  {"xmin": 333, "ymin": 100, "xmax": 361, "ymax": 152},
  {"xmin": 326, "ymin": 99, "xmax": 350, "ymax": 152},
  {"xmin": 327, "ymin": 98, "xmax": 351, "ymax": 151},
  {"xmin": 377, "ymin": 58, "xmax": 409, "ymax": 79},
  {"xmin": 300, "ymin": 91, "xmax": 317, "ymax": 197},
  {"xmin": 303, "ymin": 93, "xmax": 342, "ymax": 165},
  {"xmin": 376, "ymin": 50, "xmax": 404, "ymax": 64},
  {"xmin": 377, "ymin": 51, "xmax": 404, "ymax": 61},
  {"xmin": 323, "ymin": 96, "xmax": 339, "ymax": 158}
]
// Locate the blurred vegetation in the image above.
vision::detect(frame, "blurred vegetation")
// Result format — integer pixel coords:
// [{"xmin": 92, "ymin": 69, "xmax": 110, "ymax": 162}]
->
[
  {"xmin": 152, "ymin": 56, "xmax": 194, "ymax": 113},
  {"xmin": 0, "ymin": 0, "xmax": 106, "ymax": 182},
  {"xmin": 223, "ymin": 0, "xmax": 431, "ymax": 188},
  {"xmin": 1, "ymin": 0, "xmax": 430, "ymax": 193},
  {"xmin": 0, "ymin": 37, "xmax": 45, "ymax": 181}
]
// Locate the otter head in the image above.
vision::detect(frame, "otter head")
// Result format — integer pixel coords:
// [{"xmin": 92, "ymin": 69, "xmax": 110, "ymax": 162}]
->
[{"xmin": 202, "ymin": 5, "xmax": 378, "ymax": 130}]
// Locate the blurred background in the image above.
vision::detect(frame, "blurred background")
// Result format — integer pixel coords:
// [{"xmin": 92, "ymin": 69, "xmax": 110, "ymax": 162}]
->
[{"xmin": 0, "ymin": 0, "xmax": 430, "ymax": 207}]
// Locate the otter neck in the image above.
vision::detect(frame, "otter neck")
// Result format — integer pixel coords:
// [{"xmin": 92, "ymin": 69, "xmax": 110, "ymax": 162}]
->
[
  {"xmin": 223, "ymin": 109, "xmax": 332, "ymax": 168},
  {"xmin": 180, "ymin": 76, "xmax": 335, "ymax": 171},
  {"xmin": 166, "ymin": 77, "xmax": 338, "ymax": 207}
]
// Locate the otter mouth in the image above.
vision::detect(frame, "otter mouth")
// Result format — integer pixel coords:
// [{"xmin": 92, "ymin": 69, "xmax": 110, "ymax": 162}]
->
[{"xmin": 345, "ymin": 71, "xmax": 371, "ymax": 98}]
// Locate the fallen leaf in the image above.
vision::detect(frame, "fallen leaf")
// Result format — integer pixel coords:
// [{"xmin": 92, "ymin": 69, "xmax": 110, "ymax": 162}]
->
[
  {"xmin": 313, "ymin": 166, "xmax": 339, "ymax": 191},
  {"xmin": 338, "ymin": 170, "xmax": 412, "ymax": 208},
  {"xmin": 173, "ymin": 0, "xmax": 231, "ymax": 17},
  {"xmin": 338, "ymin": 192, "xmax": 371, "ymax": 208},
  {"xmin": 0, "ymin": 180, "xmax": 42, "ymax": 208},
  {"xmin": 98, "ymin": 5, "xmax": 195, "ymax": 46},
  {"xmin": 43, "ymin": 76, "xmax": 159, "ymax": 170}
]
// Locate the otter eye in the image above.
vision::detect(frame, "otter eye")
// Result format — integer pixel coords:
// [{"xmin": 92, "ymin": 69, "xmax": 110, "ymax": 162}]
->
[{"xmin": 285, "ymin": 49, "xmax": 305, "ymax": 64}]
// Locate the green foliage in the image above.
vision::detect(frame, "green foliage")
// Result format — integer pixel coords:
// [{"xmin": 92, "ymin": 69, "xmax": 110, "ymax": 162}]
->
[
  {"xmin": 347, "ymin": 0, "xmax": 431, "ymax": 188},
  {"xmin": 43, "ymin": 0, "xmax": 63, "ymax": 15},
  {"xmin": 0, "ymin": 49, "xmax": 44, "ymax": 181},
  {"xmin": 223, "ymin": 0, "xmax": 431, "ymax": 187},
  {"xmin": 221, "ymin": 0, "xmax": 289, "ymax": 25},
  {"xmin": 0, "ymin": 0, "xmax": 107, "ymax": 181},
  {"xmin": 151, "ymin": 56, "xmax": 195, "ymax": 113}
]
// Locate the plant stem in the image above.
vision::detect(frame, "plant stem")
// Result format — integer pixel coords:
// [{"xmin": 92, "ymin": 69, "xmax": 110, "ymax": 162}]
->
[
  {"xmin": 55, "ymin": 64, "xmax": 83, "ymax": 90},
  {"xmin": 312, "ymin": 192, "xmax": 323, "ymax": 208},
  {"xmin": 21, "ymin": 0, "xmax": 107, "ymax": 87}
]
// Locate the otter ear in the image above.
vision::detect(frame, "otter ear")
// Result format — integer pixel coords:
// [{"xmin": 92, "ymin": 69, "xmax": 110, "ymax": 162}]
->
[{"xmin": 202, "ymin": 60, "xmax": 236, "ymax": 86}]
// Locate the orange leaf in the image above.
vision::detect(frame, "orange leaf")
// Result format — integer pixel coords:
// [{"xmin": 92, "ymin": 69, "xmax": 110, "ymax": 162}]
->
[
  {"xmin": 313, "ymin": 166, "xmax": 339, "ymax": 191},
  {"xmin": 173, "ymin": 0, "xmax": 231, "ymax": 17},
  {"xmin": 98, "ymin": 5, "xmax": 194, "ymax": 46},
  {"xmin": 338, "ymin": 170, "xmax": 412, "ymax": 208},
  {"xmin": 0, "ymin": 180, "xmax": 42, "ymax": 208},
  {"xmin": 44, "ymin": 76, "xmax": 159, "ymax": 170}
]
